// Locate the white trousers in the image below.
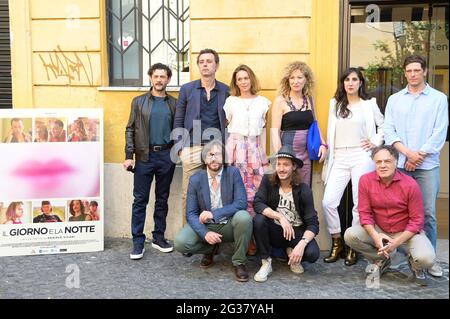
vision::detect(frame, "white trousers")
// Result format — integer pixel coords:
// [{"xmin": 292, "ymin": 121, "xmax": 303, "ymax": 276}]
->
[{"xmin": 322, "ymin": 147, "xmax": 374, "ymax": 235}]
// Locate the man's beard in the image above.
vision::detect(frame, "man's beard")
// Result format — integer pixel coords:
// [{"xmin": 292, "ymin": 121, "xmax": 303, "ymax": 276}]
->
[
  {"xmin": 207, "ymin": 162, "xmax": 222, "ymax": 172},
  {"xmin": 153, "ymin": 84, "xmax": 166, "ymax": 92}
]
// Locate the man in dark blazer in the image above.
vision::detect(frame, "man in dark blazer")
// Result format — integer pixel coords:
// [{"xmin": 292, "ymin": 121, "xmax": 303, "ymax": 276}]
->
[
  {"xmin": 174, "ymin": 140, "xmax": 253, "ymax": 282},
  {"xmin": 172, "ymin": 48, "xmax": 230, "ymax": 223}
]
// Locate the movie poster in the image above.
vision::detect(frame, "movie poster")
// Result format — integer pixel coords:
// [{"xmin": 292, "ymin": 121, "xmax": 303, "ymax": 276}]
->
[{"xmin": 0, "ymin": 109, "xmax": 103, "ymax": 257}]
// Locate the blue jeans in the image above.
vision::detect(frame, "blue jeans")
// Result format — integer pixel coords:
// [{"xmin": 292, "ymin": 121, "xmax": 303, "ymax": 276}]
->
[
  {"xmin": 400, "ymin": 167, "xmax": 440, "ymax": 251},
  {"xmin": 131, "ymin": 149, "xmax": 175, "ymax": 246}
]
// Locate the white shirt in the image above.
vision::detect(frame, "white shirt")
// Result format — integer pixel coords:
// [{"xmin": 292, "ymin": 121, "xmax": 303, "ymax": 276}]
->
[
  {"xmin": 223, "ymin": 95, "xmax": 271, "ymax": 136},
  {"xmin": 207, "ymin": 167, "xmax": 223, "ymax": 211},
  {"xmin": 322, "ymin": 97, "xmax": 384, "ymax": 185},
  {"xmin": 335, "ymin": 102, "xmax": 366, "ymax": 148},
  {"xmin": 275, "ymin": 188, "xmax": 302, "ymax": 227}
]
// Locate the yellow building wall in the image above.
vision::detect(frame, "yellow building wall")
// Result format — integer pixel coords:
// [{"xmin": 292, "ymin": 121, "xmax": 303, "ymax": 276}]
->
[
  {"xmin": 309, "ymin": 0, "xmax": 340, "ymax": 140},
  {"xmin": 10, "ymin": 0, "xmax": 103, "ymax": 108},
  {"xmin": 9, "ymin": 0, "xmax": 339, "ymax": 164},
  {"xmin": 191, "ymin": 0, "xmax": 339, "ymax": 162}
]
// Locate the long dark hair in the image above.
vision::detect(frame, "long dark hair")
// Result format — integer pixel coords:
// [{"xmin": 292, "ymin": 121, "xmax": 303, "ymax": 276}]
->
[
  {"xmin": 69, "ymin": 200, "xmax": 85, "ymax": 216},
  {"xmin": 334, "ymin": 67, "xmax": 370, "ymax": 118}
]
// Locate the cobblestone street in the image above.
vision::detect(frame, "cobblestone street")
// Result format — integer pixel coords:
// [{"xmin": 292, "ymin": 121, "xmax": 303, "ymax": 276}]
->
[{"xmin": 0, "ymin": 238, "xmax": 448, "ymax": 299}]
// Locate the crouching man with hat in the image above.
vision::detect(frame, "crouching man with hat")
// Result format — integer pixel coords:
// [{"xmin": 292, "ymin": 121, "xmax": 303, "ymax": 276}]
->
[{"xmin": 252, "ymin": 146, "xmax": 320, "ymax": 282}]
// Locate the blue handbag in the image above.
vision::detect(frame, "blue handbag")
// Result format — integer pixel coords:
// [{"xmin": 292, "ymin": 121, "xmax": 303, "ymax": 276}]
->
[{"xmin": 307, "ymin": 97, "xmax": 321, "ymax": 161}]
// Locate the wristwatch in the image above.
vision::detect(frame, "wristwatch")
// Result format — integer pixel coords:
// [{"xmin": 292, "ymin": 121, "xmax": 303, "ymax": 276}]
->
[{"xmin": 301, "ymin": 237, "xmax": 310, "ymax": 245}]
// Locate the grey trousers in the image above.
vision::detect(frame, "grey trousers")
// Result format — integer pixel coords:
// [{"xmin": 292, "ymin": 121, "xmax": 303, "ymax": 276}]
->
[{"xmin": 344, "ymin": 224, "xmax": 435, "ymax": 270}]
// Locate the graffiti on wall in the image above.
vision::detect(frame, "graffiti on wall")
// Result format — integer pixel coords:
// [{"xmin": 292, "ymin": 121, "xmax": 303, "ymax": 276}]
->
[{"xmin": 39, "ymin": 45, "xmax": 94, "ymax": 86}]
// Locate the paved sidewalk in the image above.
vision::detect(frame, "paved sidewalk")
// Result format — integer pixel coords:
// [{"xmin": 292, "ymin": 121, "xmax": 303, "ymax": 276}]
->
[{"xmin": 0, "ymin": 238, "xmax": 448, "ymax": 299}]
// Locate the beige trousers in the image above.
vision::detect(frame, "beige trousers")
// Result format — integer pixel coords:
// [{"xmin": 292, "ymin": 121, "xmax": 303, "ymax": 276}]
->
[
  {"xmin": 344, "ymin": 224, "xmax": 435, "ymax": 270},
  {"xmin": 180, "ymin": 145, "xmax": 203, "ymax": 224}
]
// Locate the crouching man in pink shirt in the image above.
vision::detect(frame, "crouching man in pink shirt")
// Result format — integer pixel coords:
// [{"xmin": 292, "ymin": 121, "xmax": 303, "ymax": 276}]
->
[{"xmin": 344, "ymin": 145, "xmax": 435, "ymax": 286}]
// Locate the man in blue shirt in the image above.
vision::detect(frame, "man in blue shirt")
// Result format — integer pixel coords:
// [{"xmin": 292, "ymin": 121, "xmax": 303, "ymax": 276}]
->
[
  {"xmin": 384, "ymin": 55, "xmax": 448, "ymax": 277},
  {"xmin": 124, "ymin": 63, "xmax": 177, "ymax": 260}
]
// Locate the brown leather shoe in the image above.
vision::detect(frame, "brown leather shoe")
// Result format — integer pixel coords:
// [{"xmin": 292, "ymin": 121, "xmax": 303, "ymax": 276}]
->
[
  {"xmin": 233, "ymin": 264, "xmax": 249, "ymax": 282},
  {"xmin": 247, "ymin": 237, "xmax": 257, "ymax": 256},
  {"xmin": 200, "ymin": 244, "xmax": 219, "ymax": 269}
]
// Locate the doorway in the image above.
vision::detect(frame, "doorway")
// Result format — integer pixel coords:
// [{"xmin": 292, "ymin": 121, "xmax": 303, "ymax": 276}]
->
[{"xmin": 340, "ymin": 0, "xmax": 449, "ymax": 237}]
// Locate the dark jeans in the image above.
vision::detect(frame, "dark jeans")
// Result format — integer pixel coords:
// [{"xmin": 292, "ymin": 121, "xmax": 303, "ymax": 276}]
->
[
  {"xmin": 253, "ymin": 214, "xmax": 320, "ymax": 263},
  {"xmin": 131, "ymin": 149, "xmax": 175, "ymax": 246}
]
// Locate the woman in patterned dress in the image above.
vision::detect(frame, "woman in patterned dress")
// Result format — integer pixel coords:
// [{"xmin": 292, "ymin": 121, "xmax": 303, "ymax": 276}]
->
[
  {"xmin": 271, "ymin": 61, "xmax": 327, "ymax": 186},
  {"xmin": 224, "ymin": 64, "xmax": 271, "ymax": 255}
]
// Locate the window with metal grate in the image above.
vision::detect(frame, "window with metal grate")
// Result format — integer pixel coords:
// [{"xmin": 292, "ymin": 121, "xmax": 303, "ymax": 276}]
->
[
  {"xmin": 0, "ymin": 0, "xmax": 12, "ymax": 108},
  {"xmin": 106, "ymin": 0, "xmax": 190, "ymax": 87}
]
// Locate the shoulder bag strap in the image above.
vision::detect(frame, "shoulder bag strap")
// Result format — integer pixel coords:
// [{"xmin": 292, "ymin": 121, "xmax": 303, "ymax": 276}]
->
[{"xmin": 309, "ymin": 96, "xmax": 316, "ymax": 120}]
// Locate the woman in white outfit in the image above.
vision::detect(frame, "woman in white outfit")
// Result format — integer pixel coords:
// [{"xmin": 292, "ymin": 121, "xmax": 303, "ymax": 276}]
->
[
  {"xmin": 224, "ymin": 64, "xmax": 271, "ymax": 255},
  {"xmin": 322, "ymin": 67, "xmax": 384, "ymax": 266}
]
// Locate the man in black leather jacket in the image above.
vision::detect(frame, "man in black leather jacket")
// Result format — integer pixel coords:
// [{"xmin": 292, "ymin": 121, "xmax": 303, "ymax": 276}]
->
[{"xmin": 123, "ymin": 63, "xmax": 177, "ymax": 260}]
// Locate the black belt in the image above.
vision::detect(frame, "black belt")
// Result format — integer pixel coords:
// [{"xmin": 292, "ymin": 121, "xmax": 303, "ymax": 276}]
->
[{"xmin": 149, "ymin": 143, "xmax": 173, "ymax": 152}]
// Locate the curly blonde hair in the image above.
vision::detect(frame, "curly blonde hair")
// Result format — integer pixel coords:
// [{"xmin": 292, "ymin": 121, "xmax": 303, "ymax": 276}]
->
[{"xmin": 277, "ymin": 61, "xmax": 314, "ymax": 99}]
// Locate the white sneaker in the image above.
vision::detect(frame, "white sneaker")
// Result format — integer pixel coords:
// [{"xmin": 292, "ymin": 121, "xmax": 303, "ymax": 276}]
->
[
  {"xmin": 130, "ymin": 247, "xmax": 145, "ymax": 260},
  {"xmin": 254, "ymin": 258, "xmax": 272, "ymax": 282},
  {"xmin": 428, "ymin": 262, "xmax": 443, "ymax": 277},
  {"xmin": 151, "ymin": 239, "xmax": 174, "ymax": 253},
  {"xmin": 286, "ymin": 247, "xmax": 304, "ymax": 274}
]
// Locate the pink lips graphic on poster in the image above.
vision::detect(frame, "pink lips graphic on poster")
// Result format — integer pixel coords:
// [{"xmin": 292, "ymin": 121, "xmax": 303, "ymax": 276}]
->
[
  {"xmin": 12, "ymin": 159, "xmax": 77, "ymax": 190},
  {"xmin": 0, "ymin": 143, "xmax": 100, "ymax": 200},
  {"xmin": 14, "ymin": 159, "xmax": 76, "ymax": 177}
]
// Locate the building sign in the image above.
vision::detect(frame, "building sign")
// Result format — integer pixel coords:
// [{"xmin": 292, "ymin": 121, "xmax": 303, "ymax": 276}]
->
[{"xmin": 0, "ymin": 108, "xmax": 103, "ymax": 257}]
